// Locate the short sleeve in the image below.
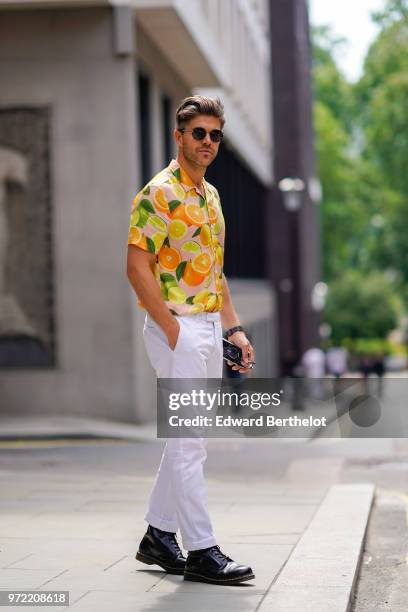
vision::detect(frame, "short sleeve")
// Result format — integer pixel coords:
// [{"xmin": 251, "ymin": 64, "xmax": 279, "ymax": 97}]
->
[{"xmin": 127, "ymin": 184, "xmax": 170, "ymax": 254}]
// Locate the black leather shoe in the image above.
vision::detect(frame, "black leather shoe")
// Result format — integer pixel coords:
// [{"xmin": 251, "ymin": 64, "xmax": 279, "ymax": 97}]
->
[
  {"xmin": 184, "ymin": 545, "xmax": 255, "ymax": 585},
  {"xmin": 136, "ymin": 525, "xmax": 186, "ymax": 575}
]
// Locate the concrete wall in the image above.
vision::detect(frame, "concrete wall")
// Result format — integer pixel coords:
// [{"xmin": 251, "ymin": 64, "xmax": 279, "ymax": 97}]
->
[
  {"xmin": 0, "ymin": 7, "xmax": 278, "ymax": 425},
  {"xmin": 226, "ymin": 280, "xmax": 278, "ymax": 377},
  {"xmin": 0, "ymin": 8, "xmax": 139, "ymax": 422}
]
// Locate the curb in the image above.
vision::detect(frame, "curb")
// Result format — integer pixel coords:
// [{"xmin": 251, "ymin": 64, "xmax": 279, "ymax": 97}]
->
[
  {"xmin": 258, "ymin": 483, "xmax": 375, "ymax": 611},
  {"xmin": 0, "ymin": 415, "xmax": 158, "ymax": 443}
]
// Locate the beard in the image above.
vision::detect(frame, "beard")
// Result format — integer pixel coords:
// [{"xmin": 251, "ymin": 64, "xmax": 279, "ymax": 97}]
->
[{"xmin": 182, "ymin": 143, "xmax": 217, "ymax": 168}]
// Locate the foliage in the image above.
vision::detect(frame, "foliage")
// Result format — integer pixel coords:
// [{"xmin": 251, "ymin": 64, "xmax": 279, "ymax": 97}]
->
[
  {"xmin": 323, "ymin": 270, "xmax": 401, "ymax": 345},
  {"xmin": 312, "ymin": 3, "xmax": 408, "ymax": 310}
]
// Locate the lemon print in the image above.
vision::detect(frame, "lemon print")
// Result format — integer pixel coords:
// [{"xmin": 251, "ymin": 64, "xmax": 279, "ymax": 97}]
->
[
  {"xmin": 213, "ymin": 222, "xmax": 222, "ymax": 235},
  {"xmin": 152, "ymin": 231, "xmax": 166, "ymax": 251},
  {"xmin": 193, "ymin": 289, "xmax": 211, "ymax": 305},
  {"xmin": 204, "ymin": 273, "xmax": 212, "ymax": 288},
  {"xmin": 190, "ymin": 303, "xmax": 205, "ymax": 314},
  {"xmin": 182, "ymin": 241, "xmax": 201, "ymax": 254},
  {"xmin": 129, "ymin": 226, "xmax": 141, "ymax": 243},
  {"xmin": 128, "ymin": 226, "xmax": 147, "ymax": 249},
  {"xmin": 171, "ymin": 183, "xmax": 185, "ymax": 201},
  {"xmin": 215, "ymin": 245, "xmax": 223, "ymax": 266},
  {"xmin": 130, "ymin": 208, "xmax": 140, "ymax": 226},
  {"xmin": 169, "ymin": 219, "xmax": 188, "ymax": 240},
  {"xmin": 205, "ymin": 294, "xmax": 217, "ymax": 311},
  {"xmin": 215, "ymin": 275, "xmax": 223, "ymax": 293},
  {"xmin": 132, "ymin": 193, "xmax": 142, "ymax": 207},
  {"xmin": 149, "ymin": 215, "xmax": 167, "ymax": 231},
  {"xmin": 168, "ymin": 286, "xmax": 187, "ymax": 304}
]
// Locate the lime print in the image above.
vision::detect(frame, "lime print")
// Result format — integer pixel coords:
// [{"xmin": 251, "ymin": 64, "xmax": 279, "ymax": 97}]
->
[
  {"xmin": 160, "ymin": 272, "xmax": 178, "ymax": 300},
  {"xmin": 136, "ymin": 206, "xmax": 149, "ymax": 228},
  {"xmin": 149, "ymin": 215, "xmax": 167, "ymax": 231},
  {"xmin": 169, "ymin": 219, "xmax": 188, "ymax": 240},
  {"xmin": 127, "ymin": 159, "xmax": 225, "ymax": 313},
  {"xmin": 213, "ymin": 222, "xmax": 222, "ymax": 235},
  {"xmin": 182, "ymin": 241, "xmax": 201, "ymax": 254},
  {"xmin": 171, "ymin": 183, "xmax": 185, "ymax": 200},
  {"xmin": 131, "ymin": 208, "xmax": 140, "ymax": 226},
  {"xmin": 152, "ymin": 231, "xmax": 166, "ymax": 251},
  {"xmin": 168, "ymin": 286, "xmax": 187, "ymax": 304}
]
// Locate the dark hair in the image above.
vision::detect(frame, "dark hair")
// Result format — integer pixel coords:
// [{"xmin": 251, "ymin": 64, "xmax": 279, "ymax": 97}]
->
[{"xmin": 175, "ymin": 95, "xmax": 225, "ymax": 129}]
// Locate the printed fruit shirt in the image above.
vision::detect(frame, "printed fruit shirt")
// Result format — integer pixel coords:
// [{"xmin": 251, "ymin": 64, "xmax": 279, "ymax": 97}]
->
[{"xmin": 127, "ymin": 159, "xmax": 225, "ymax": 315}]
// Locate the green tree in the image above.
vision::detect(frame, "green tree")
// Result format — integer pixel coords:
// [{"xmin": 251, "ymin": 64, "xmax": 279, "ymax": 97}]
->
[
  {"xmin": 312, "ymin": 27, "xmax": 368, "ymax": 280},
  {"xmin": 324, "ymin": 270, "xmax": 401, "ymax": 344},
  {"xmin": 311, "ymin": 26, "xmax": 353, "ymax": 133},
  {"xmin": 353, "ymin": 3, "xmax": 408, "ymax": 302},
  {"xmin": 372, "ymin": 0, "xmax": 408, "ymax": 26}
]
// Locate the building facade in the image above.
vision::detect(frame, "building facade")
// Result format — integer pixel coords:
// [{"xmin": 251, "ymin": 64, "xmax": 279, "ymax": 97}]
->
[{"xmin": 0, "ymin": 0, "xmax": 282, "ymax": 422}]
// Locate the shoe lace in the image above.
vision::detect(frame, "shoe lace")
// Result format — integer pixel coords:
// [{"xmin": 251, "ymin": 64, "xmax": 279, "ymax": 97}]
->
[
  {"xmin": 210, "ymin": 545, "xmax": 233, "ymax": 563},
  {"xmin": 165, "ymin": 533, "xmax": 183, "ymax": 555}
]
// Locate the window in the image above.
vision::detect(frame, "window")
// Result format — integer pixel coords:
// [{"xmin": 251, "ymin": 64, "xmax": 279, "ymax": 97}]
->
[
  {"xmin": 162, "ymin": 93, "xmax": 172, "ymax": 164},
  {"xmin": 138, "ymin": 72, "xmax": 151, "ymax": 186}
]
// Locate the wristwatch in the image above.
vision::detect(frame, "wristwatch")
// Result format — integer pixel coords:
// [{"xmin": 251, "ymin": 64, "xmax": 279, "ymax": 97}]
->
[{"xmin": 225, "ymin": 325, "xmax": 245, "ymax": 339}]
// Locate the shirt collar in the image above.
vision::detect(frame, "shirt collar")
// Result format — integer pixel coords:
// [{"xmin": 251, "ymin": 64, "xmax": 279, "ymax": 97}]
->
[{"xmin": 168, "ymin": 158, "xmax": 206, "ymax": 197}]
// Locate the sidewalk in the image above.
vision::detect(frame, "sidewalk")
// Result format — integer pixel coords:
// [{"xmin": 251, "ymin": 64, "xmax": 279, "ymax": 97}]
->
[{"xmin": 0, "ymin": 415, "xmax": 375, "ymax": 611}]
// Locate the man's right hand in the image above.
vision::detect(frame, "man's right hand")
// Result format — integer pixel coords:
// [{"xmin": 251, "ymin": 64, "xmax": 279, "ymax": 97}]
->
[
  {"xmin": 127, "ymin": 245, "xmax": 182, "ymax": 352},
  {"xmin": 166, "ymin": 318, "xmax": 181, "ymax": 351}
]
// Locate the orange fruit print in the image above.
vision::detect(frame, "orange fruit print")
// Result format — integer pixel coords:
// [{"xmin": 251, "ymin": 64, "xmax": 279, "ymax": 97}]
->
[
  {"xmin": 154, "ymin": 188, "xmax": 169, "ymax": 214},
  {"xmin": 158, "ymin": 246, "xmax": 181, "ymax": 271},
  {"xmin": 129, "ymin": 226, "xmax": 147, "ymax": 250},
  {"xmin": 185, "ymin": 204, "xmax": 206, "ymax": 226},
  {"xmin": 128, "ymin": 160, "xmax": 225, "ymax": 315},
  {"xmin": 200, "ymin": 224, "xmax": 211, "ymax": 247},
  {"xmin": 170, "ymin": 204, "xmax": 192, "ymax": 225},
  {"xmin": 192, "ymin": 252, "xmax": 212, "ymax": 275},
  {"xmin": 182, "ymin": 261, "xmax": 205, "ymax": 286},
  {"xmin": 207, "ymin": 205, "xmax": 218, "ymax": 224}
]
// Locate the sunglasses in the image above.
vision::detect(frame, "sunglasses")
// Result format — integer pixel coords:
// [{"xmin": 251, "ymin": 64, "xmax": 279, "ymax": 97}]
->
[{"xmin": 179, "ymin": 127, "xmax": 224, "ymax": 143}]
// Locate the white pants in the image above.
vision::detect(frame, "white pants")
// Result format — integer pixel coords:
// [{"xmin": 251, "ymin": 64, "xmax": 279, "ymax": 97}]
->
[{"xmin": 142, "ymin": 311, "xmax": 223, "ymax": 551}]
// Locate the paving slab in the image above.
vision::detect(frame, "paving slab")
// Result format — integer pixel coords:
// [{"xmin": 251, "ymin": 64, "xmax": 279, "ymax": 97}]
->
[
  {"xmin": 68, "ymin": 589, "xmax": 265, "ymax": 611},
  {"xmin": 259, "ymin": 483, "xmax": 375, "ymax": 611}
]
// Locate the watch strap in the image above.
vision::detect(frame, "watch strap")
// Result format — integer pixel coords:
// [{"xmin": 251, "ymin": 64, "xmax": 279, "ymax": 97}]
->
[{"xmin": 225, "ymin": 325, "xmax": 245, "ymax": 339}]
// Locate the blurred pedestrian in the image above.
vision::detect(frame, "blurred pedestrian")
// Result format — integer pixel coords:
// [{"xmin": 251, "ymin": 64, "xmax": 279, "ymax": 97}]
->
[
  {"xmin": 371, "ymin": 352, "xmax": 386, "ymax": 397},
  {"xmin": 283, "ymin": 350, "xmax": 305, "ymax": 410},
  {"xmin": 327, "ymin": 346, "xmax": 348, "ymax": 397},
  {"xmin": 326, "ymin": 346, "xmax": 348, "ymax": 378},
  {"xmin": 302, "ymin": 347, "xmax": 325, "ymax": 399}
]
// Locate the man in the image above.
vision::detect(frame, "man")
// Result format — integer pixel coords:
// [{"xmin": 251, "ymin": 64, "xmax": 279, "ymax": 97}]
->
[{"xmin": 126, "ymin": 95, "xmax": 255, "ymax": 585}]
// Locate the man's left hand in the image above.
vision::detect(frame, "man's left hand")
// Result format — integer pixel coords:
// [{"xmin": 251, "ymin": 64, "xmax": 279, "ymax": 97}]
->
[{"xmin": 226, "ymin": 331, "xmax": 255, "ymax": 374}]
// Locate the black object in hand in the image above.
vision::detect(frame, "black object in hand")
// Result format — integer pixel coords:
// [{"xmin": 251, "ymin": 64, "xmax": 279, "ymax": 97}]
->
[{"xmin": 223, "ymin": 338, "xmax": 245, "ymax": 367}]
